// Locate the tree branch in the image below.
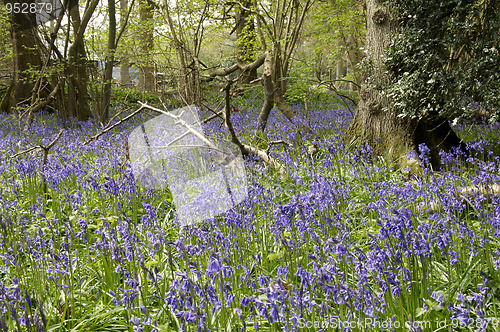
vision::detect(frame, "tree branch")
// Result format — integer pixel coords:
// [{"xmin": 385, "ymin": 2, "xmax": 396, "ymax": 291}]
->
[
  {"xmin": 222, "ymin": 79, "xmax": 286, "ymax": 175},
  {"xmin": 84, "ymin": 106, "xmax": 144, "ymax": 145},
  {"xmin": 202, "ymin": 53, "xmax": 266, "ymax": 82}
]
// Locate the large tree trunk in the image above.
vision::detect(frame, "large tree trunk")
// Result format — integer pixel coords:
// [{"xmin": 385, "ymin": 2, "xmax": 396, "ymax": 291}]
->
[
  {"xmin": 235, "ymin": 0, "xmax": 257, "ymax": 84},
  {"xmin": 345, "ymin": 0, "xmax": 462, "ymax": 169},
  {"xmin": 66, "ymin": 0, "xmax": 97, "ymax": 121},
  {"xmin": 10, "ymin": 15, "xmax": 42, "ymax": 109}
]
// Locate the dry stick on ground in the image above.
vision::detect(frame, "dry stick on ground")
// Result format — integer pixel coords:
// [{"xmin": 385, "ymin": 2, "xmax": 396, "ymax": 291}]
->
[
  {"xmin": 137, "ymin": 101, "xmax": 228, "ymax": 155},
  {"xmin": 265, "ymin": 140, "xmax": 293, "ymax": 155},
  {"xmin": 83, "ymin": 106, "xmax": 144, "ymax": 145},
  {"xmin": 135, "ymin": 86, "xmax": 287, "ymax": 175}
]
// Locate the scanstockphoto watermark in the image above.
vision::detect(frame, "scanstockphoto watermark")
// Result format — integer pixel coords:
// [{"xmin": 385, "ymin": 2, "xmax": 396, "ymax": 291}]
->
[
  {"xmin": 297, "ymin": 317, "xmax": 500, "ymax": 330},
  {"xmin": 297, "ymin": 317, "xmax": 401, "ymax": 330}
]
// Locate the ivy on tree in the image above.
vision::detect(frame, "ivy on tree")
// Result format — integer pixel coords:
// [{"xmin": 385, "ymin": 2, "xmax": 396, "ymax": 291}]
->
[{"xmin": 384, "ymin": 0, "xmax": 500, "ymax": 122}]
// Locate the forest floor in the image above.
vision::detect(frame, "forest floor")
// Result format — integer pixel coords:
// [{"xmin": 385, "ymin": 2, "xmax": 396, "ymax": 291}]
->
[{"xmin": 1, "ymin": 91, "xmax": 500, "ymax": 331}]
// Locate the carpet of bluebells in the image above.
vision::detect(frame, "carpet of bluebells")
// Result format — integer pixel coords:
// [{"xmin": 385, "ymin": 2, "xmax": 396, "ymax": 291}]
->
[{"xmin": 1, "ymin": 91, "xmax": 500, "ymax": 332}]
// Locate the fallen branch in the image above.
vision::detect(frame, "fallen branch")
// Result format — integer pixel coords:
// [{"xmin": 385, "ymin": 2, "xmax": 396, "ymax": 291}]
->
[
  {"xmin": 9, "ymin": 129, "xmax": 64, "ymax": 160},
  {"xmin": 137, "ymin": 102, "xmax": 226, "ymax": 154},
  {"xmin": 202, "ymin": 109, "xmax": 224, "ymax": 123},
  {"xmin": 221, "ymin": 80, "xmax": 286, "ymax": 176},
  {"xmin": 84, "ymin": 106, "xmax": 144, "ymax": 145},
  {"xmin": 265, "ymin": 140, "xmax": 293, "ymax": 155}
]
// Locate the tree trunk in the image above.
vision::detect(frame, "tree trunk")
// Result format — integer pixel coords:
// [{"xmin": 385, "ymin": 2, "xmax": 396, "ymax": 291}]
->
[
  {"xmin": 255, "ymin": 52, "xmax": 315, "ymax": 137},
  {"xmin": 335, "ymin": 59, "xmax": 344, "ymax": 86},
  {"xmin": 10, "ymin": 15, "xmax": 42, "ymax": 109},
  {"xmin": 120, "ymin": 60, "xmax": 131, "ymax": 85},
  {"xmin": 139, "ymin": 0, "xmax": 155, "ymax": 91},
  {"xmin": 163, "ymin": 0, "xmax": 191, "ymax": 100},
  {"xmin": 66, "ymin": 0, "xmax": 97, "ymax": 121},
  {"xmin": 256, "ymin": 53, "xmax": 274, "ymax": 132},
  {"xmin": 0, "ymin": 81, "xmax": 13, "ymax": 113},
  {"xmin": 119, "ymin": 0, "xmax": 131, "ymax": 86},
  {"xmin": 101, "ymin": 0, "xmax": 117, "ymax": 122},
  {"xmin": 345, "ymin": 0, "xmax": 462, "ymax": 169},
  {"xmin": 235, "ymin": 0, "xmax": 257, "ymax": 84}
]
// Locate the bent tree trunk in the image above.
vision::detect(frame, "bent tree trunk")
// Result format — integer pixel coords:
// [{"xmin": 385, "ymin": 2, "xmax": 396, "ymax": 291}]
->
[{"xmin": 345, "ymin": 0, "xmax": 461, "ymax": 169}]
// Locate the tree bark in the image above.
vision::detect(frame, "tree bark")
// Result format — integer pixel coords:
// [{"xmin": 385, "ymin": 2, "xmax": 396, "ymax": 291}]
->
[
  {"xmin": 0, "ymin": 81, "xmax": 13, "ymax": 113},
  {"xmin": 345, "ymin": 0, "xmax": 462, "ymax": 169},
  {"xmin": 102, "ymin": 0, "xmax": 117, "ymax": 122},
  {"xmin": 235, "ymin": 0, "xmax": 258, "ymax": 83},
  {"xmin": 119, "ymin": 0, "xmax": 131, "ymax": 86},
  {"xmin": 255, "ymin": 52, "xmax": 315, "ymax": 137},
  {"xmin": 139, "ymin": 0, "xmax": 155, "ymax": 91},
  {"xmin": 66, "ymin": 0, "xmax": 98, "ymax": 121},
  {"xmin": 10, "ymin": 14, "xmax": 42, "ymax": 109}
]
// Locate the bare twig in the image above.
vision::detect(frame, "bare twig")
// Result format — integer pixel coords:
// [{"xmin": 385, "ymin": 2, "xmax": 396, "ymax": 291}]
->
[
  {"xmin": 314, "ymin": 79, "xmax": 358, "ymax": 117},
  {"xmin": 9, "ymin": 129, "xmax": 64, "ymax": 195},
  {"xmin": 9, "ymin": 129, "xmax": 64, "ymax": 160},
  {"xmin": 10, "ymin": 146, "xmax": 40, "ymax": 159},
  {"xmin": 202, "ymin": 109, "xmax": 225, "ymax": 123},
  {"xmin": 22, "ymin": 78, "xmax": 62, "ymax": 131}
]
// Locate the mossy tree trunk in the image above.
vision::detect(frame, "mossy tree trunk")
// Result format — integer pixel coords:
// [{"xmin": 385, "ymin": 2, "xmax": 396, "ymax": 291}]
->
[
  {"xmin": 345, "ymin": 0, "xmax": 462, "ymax": 169},
  {"xmin": 235, "ymin": 0, "xmax": 258, "ymax": 84}
]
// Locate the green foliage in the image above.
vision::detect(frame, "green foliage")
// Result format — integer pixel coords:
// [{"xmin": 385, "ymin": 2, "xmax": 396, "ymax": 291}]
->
[
  {"xmin": 111, "ymin": 86, "xmax": 164, "ymax": 106},
  {"xmin": 284, "ymin": 80, "xmax": 333, "ymax": 105},
  {"xmin": 384, "ymin": 0, "xmax": 500, "ymax": 122},
  {"xmin": 284, "ymin": 79, "xmax": 311, "ymax": 104},
  {"xmin": 296, "ymin": 0, "xmax": 365, "ymax": 82}
]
